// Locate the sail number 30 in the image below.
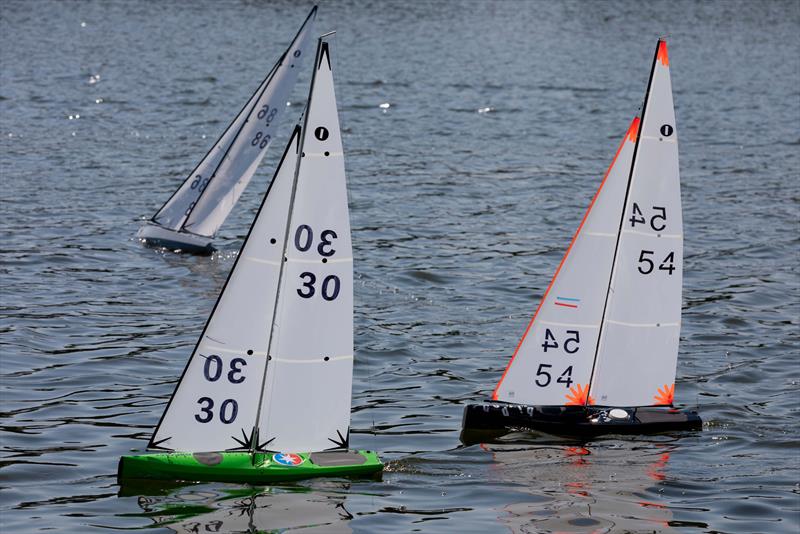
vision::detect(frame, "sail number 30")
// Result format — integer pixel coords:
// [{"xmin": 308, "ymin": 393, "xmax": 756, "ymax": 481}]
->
[
  {"xmin": 193, "ymin": 355, "xmax": 246, "ymax": 424},
  {"xmin": 293, "ymin": 224, "xmax": 342, "ymax": 301}
]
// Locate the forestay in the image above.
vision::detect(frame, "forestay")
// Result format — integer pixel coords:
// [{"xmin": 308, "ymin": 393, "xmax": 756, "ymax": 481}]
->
[
  {"xmin": 152, "ymin": 7, "xmax": 316, "ymax": 238},
  {"xmin": 589, "ymin": 40, "xmax": 682, "ymax": 407},
  {"xmin": 257, "ymin": 41, "xmax": 354, "ymax": 453},
  {"xmin": 493, "ymin": 118, "xmax": 640, "ymax": 406},
  {"xmin": 148, "ymin": 128, "xmax": 302, "ymax": 452}
]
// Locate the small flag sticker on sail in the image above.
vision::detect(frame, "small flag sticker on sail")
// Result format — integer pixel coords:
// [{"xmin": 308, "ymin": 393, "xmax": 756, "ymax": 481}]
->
[{"xmin": 554, "ymin": 296, "xmax": 580, "ymax": 309}]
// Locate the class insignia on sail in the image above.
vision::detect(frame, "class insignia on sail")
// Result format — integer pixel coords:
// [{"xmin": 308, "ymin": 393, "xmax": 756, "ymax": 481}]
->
[
  {"xmin": 119, "ymin": 32, "xmax": 383, "ymax": 483},
  {"xmin": 136, "ymin": 7, "xmax": 317, "ymax": 254},
  {"xmin": 461, "ymin": 39, "xmax": 701, "ymax": 442}
]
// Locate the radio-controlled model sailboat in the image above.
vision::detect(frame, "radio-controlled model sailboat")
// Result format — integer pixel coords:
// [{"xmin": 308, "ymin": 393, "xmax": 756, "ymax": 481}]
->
[
  {"xmin": 137, "ymin": 7, "xmax": 317, "ymax": 254},
  {"xmin": 120, "ymin": 36, "xmax": 383, "ymax": 482},
  {"xmin": 462, "ymin": 40, "xmax": 701, "ymax": 440}
]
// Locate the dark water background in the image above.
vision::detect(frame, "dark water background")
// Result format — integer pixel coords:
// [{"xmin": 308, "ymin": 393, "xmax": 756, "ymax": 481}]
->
[{"xmin": 2, "ymin": 0, "xmax": 799, "ymax": 532}]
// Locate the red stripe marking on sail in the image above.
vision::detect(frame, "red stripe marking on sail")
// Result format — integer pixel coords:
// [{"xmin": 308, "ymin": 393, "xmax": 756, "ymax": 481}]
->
[
  {"xmin": 491, "ymin": 117, "xmax": 640, "ymax": 400},
  {"xmin": 657, "ymin": 40, "xmax": 669, "ymax": 67},
  {"xmin": 554, "ymin": 302, "xmax": 578, "ymax": 308}
]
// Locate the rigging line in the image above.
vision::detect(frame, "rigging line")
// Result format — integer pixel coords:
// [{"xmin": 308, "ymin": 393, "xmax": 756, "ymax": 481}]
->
[
  {"xmin": 585, "ymin": 40, "xmax": 663, "ymax": 406},
  {"xmin": 250, "ymin": 36, "xmax": 328, "ymax": 455}
]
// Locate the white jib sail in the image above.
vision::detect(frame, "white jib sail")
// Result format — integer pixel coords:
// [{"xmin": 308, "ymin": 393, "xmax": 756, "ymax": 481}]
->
[
  {"xmin": 492, "ymin": 118, "xmax": 640, "ymax": 406},
  {"xmin": 589, "ymin": 40, "xmax": 682, "ymax": 407},
  {"xmin": 257, "ymin": 40, "xmax": 354, "ymax": 453},
  {"xmin": 151, "ymin": 7, "xmax": 317, "ymax": 237},
  {"xmin": 148, "ymin": 128, "xmax": 302, "ymax": 452}
]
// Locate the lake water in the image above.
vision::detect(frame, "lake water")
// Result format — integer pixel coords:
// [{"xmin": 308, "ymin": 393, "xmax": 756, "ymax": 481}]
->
[{"xmin": 1, "ymin": 0, "xmax": 798, "ymax": 532}]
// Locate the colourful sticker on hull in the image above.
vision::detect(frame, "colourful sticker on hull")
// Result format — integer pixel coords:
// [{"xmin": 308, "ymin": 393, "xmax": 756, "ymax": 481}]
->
[{"xmin": 273, "ymin": 453, "xmax": 305, "ymax": 466}]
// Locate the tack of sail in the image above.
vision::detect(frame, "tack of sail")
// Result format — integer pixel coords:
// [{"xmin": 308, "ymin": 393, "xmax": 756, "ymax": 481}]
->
[
  {"xmin": 149, "ymin": 38, "xmax": 354, "ymax": 454},
  {"xmin": 494, "ymin": 40, "xmax": 682, "ymax": 408},
  {"xmin": 146, "ymin": 7, "xmax": 317, "ymax": 242}
]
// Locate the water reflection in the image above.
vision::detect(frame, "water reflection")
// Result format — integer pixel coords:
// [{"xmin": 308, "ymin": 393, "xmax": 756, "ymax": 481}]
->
[
  {"xmin": 480, "ymin": 438, "xmax": 678, "ymax": 532},
  {"xmin": 125, "ymin": 483, "xmax": 353, "ymax": 533}
]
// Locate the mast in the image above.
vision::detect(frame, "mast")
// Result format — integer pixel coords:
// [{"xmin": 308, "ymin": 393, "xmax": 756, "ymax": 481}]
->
[
  {"xmin": 584, "ymin": 40, "xmax": 663, "ymax": 405},
  {"xmin": 249, "ymin": 35, "xmax": 332, "ymax": 453}
]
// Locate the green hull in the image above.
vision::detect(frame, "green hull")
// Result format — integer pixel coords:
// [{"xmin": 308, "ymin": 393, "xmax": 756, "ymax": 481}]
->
[{"xmin": 118, "ymin": 450, "xmax": 382, "ymax": 483}]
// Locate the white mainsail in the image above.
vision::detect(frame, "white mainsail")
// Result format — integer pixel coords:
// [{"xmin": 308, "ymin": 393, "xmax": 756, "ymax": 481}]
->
[
  {"xmin": 149, "ymin": 37, "xmax": 354, "ymax": 454},
  {"xmin": 149, "ymin": 7, "xmax": 317, "ymax": 239},
  {"xmin": 589, "ymin": 40, "xmax": 682, "ymax": 407},
  {"xmin": 493, "ymin": 118, "xmax": 639, "ymax": 406},
  {"xmin": 494, "ymin": 40, "xmax": 682, "ymax": 409},
  {"xmin": 257, "ymin": 40, "xmax": 354, "ymax": 453},
  {"xmin": 149, "ymin": 128, "xmax": 301, "ymax": 452}
]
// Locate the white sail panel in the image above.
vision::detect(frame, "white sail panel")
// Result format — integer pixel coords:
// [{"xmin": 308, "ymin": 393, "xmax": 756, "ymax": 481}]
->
[
  {"xmin": 258, "ymin": 42, "xmax": 354, "ymax": 452},
  {"xmin": 149, "ymin": 129, "xmax": 301, "ymax": 452},
  {"xmin": 182, "ymin": 13, "xmax": 316, "ymax": 237},
  {"xmin": 590, "ymin": 41, "xmax": 683, "ymax": 407},
  {"xmin": 151, "ymin": 81, "xmax": 262, "ymax": 230},
  {"xmin": 493, "ymin": 118, "xmax": 640, "ymax": 406},
  {"xmin": 151, "ymin": 7, "xmax": 316, "ymax": 236}
]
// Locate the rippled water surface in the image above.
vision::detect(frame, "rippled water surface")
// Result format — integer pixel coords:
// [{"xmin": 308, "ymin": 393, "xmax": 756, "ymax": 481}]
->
[{"xmin": 2, "ymin": 1, "xmax": 799, "ymax": 532}]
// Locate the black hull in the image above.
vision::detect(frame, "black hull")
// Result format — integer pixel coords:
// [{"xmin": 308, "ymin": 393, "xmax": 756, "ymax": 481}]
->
[{"xmin": 460, "ymin": 402, "xmax": 701, "ymax": 443}]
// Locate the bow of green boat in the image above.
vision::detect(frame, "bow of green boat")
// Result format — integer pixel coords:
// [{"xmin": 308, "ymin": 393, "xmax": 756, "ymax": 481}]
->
[{"xmin": 118, "ymin": 450, "xmax": 382, "ymax": 483}]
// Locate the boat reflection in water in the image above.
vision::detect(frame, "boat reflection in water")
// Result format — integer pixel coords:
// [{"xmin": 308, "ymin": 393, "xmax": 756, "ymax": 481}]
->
[
  {"xmin": 480, "ymin": 437, "xmax": 679, "ymax": 532},
  {"xmin": 127, "ymin": 483, "xmax": 353, "ymax": 533}
]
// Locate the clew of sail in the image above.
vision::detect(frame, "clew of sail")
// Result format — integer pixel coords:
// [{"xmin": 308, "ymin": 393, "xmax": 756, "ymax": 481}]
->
[
  {"xmin": 152, "ymin": 7, "xmax": 317, "ymax": 237},
  {"xmin": 589, "ymin": 40, "xmax": 682, "ymax": 407},
  {"xmin": 492, "ymin": 118, "xmax": 640, "ymax": 407},
  {"xmin": 257, "ymin": 39, "xmax": 354, "ymax": 453},
  {"xmin": 148, "ymin": 128, "xmax": 302, "ymax": 452}
]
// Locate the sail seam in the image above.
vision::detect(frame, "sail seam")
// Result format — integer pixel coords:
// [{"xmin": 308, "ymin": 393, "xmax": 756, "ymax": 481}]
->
[
  {"xmin": 286, "ymin": 257, "xmax": 353, "ymax": 264},
  {"xmin": 245, "ymin": 257, "xmax": 282, "ymax": 266},
  {"xmin": 620, "ymin": 229, "xmax": 681, "ymax": 238},
  {"xmin": 584, "ymin": 231, "xmax": 616, "ymax": 237},
  {"xmin": 606, "ymin": 320, "xmax": 679, "ymax": 328},
  {"xmin": 539, "ymin": 320, "xmax": 600, "ymax": 328},
  {"xmin": 271, "ymin": 355, "xmax": 354, "ymax": 364}
]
